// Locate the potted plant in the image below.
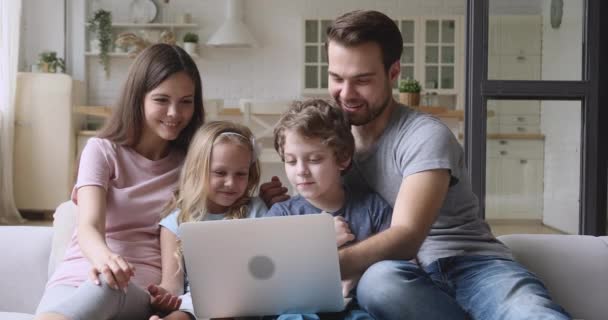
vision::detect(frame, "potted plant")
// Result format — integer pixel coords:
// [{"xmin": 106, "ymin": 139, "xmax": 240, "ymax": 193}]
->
[
  {"xmin": 182, "ymin": 32, "xmax": 199, "ymax": 55},
  {"xmin": 87, "ymin": 9, "xmax": 112, "ymax": 76},
  {"xmin": 38, "ymin": 51, "xmax": 65, "ymax": 73},
  {"xmin": 398, "ymin": 78, "xmax": 421, "ymax": 107}
]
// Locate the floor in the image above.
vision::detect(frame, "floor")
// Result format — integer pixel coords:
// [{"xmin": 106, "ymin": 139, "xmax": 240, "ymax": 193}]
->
[
  {"xmin": 16, "ymin": 216, "xmax": 567, "ymax": 235},
  {"xmin": 487, "ymin": 219, "xmax": 565, "ymax": 236}
]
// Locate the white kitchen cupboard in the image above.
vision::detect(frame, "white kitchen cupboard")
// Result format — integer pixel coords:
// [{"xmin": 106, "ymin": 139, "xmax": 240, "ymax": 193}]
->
[
  {"xmin": 486, "ymin": 139, "xmax": 544, "ymax": 220},
  {"xmin": 484, "ymin": 15, "xmax": 545, "ymax": 220},
  {"xmin": 13, "ymin": 73, "xmax": 85, "ymax": 211}
]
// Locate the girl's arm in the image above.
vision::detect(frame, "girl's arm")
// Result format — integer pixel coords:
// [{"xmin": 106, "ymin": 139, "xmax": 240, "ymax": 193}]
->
[
  {"xmin": 158, "ymin": 227, "xmax": 184, "ymax": 295},
  {"xmin": 78, "ymin": 185, "xmax": 134, "ymax": 290},
  {"xmin": 148, "ymin": 227, "xmax": 184, "ymax": 313}
]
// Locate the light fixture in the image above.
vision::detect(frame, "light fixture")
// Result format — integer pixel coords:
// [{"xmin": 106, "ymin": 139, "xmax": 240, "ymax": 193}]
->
[{"xmin": 206, "ymin": 0, "xmax": 257, "ymax": 48}]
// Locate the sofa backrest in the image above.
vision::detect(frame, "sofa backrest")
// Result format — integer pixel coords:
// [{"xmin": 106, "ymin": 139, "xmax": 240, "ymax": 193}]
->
[
  {"xmin": 499, "ymin": 234, "xmax": 608, "ymax": 320},
  {"xmin": 48, "ymin": 201, "xmax": 77, "ymax": 277}
]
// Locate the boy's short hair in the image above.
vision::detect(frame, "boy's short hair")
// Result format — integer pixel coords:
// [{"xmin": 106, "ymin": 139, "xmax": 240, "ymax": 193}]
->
[{"xmin": 274, "ymin": 99, "xmax": 354, "ymax": 166}]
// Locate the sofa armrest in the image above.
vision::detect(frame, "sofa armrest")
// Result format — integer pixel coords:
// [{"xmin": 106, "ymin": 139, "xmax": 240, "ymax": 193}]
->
[
  {"xmin": 0, "ymin": 226, "xmax": 53, "ymax": 314},
  {"xmin": 498, "ymin": 234, "xmax": 608, "ymax": 320}
]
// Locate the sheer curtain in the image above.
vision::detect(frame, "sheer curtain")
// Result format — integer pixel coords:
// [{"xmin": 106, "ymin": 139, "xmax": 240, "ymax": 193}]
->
[{"xmin": 0, "ymin": 0, "xmax": 25, "ymax": 224}]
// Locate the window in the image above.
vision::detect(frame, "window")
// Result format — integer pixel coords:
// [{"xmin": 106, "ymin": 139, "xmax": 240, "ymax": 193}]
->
[{"xmin": 304, "ymin": 19, "xmax": 331, "ymax": 91}]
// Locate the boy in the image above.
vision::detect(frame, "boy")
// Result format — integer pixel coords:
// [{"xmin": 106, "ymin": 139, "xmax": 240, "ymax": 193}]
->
[{"xmin": 266, "ymin": 99, "xmax": 392, "ymax": 320}]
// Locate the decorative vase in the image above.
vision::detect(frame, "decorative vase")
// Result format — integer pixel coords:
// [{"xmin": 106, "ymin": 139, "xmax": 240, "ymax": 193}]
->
[
  {"xmin": 183, "ymin": 42, "xmax": 197, "ymax": 55},
  {"xmin": 39, "ymin": 62, "xmax": 50, "ymax": 73},
  {"xmin": 399, "ymin": 92, "xmax": 420, "ymax": 107}
]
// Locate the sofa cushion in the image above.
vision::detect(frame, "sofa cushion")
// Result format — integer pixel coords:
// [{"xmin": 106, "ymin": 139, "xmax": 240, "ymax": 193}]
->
[
  {"xmin": 498, "ymin": 234, "xmax": 608, "ymax": 320},
  {"xmin": 0, "ymin": 226, "xmax": 52, "ymax": 314},
  {"xmin": 0, "ymin": 312, "xmax": 34, "ymax": 320}
]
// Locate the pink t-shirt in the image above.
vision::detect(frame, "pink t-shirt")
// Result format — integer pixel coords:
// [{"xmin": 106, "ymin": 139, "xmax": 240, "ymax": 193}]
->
[{"xmin": 47, "ymin": 137, "xmax": 184, "ymax": 289}]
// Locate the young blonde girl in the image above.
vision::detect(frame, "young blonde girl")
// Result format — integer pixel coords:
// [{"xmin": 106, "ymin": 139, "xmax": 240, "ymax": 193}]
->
[{"xmin": 149, "ymin": 121, "xmax": 267, "ymax": 320}]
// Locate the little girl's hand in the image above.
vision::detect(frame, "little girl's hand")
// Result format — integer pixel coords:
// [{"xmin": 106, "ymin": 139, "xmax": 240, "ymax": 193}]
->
[
  {"xmin": 333, "ymin": 216, "xmax": 355, "ymax": 247},
  {"xmin": 89, "ymin": 253, "xmax": 135, "ymax": 291}
]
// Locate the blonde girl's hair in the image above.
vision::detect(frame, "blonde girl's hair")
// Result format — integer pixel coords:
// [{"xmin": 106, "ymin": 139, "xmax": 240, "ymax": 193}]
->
[{"xmin": 162, "ymin": 120, "xmax": 261, "ymax": 222}]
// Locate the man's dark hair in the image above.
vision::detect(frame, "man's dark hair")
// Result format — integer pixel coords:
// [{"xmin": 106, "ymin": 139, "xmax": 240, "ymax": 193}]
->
[{"xmin": 326, "ymin": 10, "xmax": 403, "ymax": 71}]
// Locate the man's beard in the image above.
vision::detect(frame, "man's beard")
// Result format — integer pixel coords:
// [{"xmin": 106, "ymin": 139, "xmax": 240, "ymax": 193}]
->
[{"xmin": 343, "ymin": 89, "xmax": 392, "ymax": 126}]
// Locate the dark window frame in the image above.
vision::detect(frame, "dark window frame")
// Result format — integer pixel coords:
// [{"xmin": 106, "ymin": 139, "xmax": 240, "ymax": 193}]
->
[{"xmin": 465, "ymin": 0, "xmax": 607, "ymax": 235}]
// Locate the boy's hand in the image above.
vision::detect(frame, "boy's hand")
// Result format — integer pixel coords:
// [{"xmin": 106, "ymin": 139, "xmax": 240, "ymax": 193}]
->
[
  {"xmin": 334, "ymin": 216, "xmax": 355, "ymax": 247},
  {"xmin": 148, "ymin": 284, "xmax": 182, "ymax": 314},
  {"xmin": 259, "ymin": 176, "xmax": 290, "ymax": 207},
  {"xmin": 89, "ymin": 253, "xmax": 135, "ymax": 292}
]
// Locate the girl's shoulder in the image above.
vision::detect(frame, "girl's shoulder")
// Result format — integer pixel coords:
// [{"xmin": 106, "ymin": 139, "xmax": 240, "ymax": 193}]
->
[{"xmin": 159, "ymin": 208, "xmax": 181, "ymax": 235}]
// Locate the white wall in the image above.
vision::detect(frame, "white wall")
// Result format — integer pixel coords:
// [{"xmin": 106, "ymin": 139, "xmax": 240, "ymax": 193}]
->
[
  {"xmin": 78, "ymin": 0, "xmax": 470, "ymax": 107},
  {"xmin": 19, "ymin": 0, "xmax": 66, "ymax": 72},
  {"xmin": 19, "ymin": 0, "xmax": 549, "ymax": 106},
  {"xmin": 540, "ymin": 0, "xmax": 583, "ymax": 234}
]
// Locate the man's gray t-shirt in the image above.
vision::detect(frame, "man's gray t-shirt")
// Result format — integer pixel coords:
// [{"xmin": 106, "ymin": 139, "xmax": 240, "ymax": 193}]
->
[
  {"xmin": 265, "ymin": 186, "xmax": 392, "ymax": 243},
  {"xmin": 345, "ymin": 105, "xmax": 512, "ymax": 267}
]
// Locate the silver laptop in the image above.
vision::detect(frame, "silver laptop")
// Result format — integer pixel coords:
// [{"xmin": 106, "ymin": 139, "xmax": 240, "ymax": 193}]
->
[{"xmin": 179, "ymin": 213, "xmax": 347, "ymax": 319}]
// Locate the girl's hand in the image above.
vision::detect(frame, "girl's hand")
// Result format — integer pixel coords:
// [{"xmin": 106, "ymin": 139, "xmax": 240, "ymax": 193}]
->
[
  {"xmin": 259, "ymin": 176, "xmax": 290, "ymax": 207},
  {"xmin": 89, "ymin": 253, "xmax": 135, "ymax": 291},
  {"xmin": 334, "ymin": 216, "xmax": 355, "ymax": 247},
  {"xmin": 341, "ymin": 275, "xmax": 361, "ymax": 298},
  {"xmin": 148, "ymin": 284, "xmax": 182, "ymax": 314}
]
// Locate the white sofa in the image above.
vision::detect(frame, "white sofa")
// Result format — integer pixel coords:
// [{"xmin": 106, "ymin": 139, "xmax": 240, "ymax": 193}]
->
[{"xmin": 1, "ymin": 202, "xmax": 607, "ymax": 320}]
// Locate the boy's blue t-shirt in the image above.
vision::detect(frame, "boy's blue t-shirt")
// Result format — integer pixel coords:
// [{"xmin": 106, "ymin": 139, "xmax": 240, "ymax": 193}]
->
[
  {"xmin": 265, "ymin": 186, "xmax": 392, "ymax": 243},
  {"xmin": 159, "ymin": 196, "xmax": 268, "ymax": 237}
]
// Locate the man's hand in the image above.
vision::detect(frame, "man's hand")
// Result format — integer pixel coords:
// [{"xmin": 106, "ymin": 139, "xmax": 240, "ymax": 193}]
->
[
  {"xmin": 148, "ymin": 284, "xmax": 182, "ymax": 314},
  {"xmin": 334, "ymin": 216, "xmax": 355, "ymax": 247},
  {"xmin": 259, "ymin": 176, "xmax": 289, "ymax": 207}
]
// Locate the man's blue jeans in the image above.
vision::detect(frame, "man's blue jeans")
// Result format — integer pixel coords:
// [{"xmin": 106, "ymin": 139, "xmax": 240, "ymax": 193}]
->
[{"xmin": 356, "ymin": 255, "xmax": 571, "ymax": 320}]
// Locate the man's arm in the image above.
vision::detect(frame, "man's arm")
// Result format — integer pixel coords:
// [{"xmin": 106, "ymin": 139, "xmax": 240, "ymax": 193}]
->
[{"xmin": 338, "ymin": 169, "xmax": 450, "ymax": 279}]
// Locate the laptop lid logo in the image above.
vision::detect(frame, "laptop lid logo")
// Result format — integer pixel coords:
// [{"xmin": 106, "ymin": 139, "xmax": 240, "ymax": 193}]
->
[{"xmin": 248, "ymin": 255, "xmax": 275, "ymax": 280}]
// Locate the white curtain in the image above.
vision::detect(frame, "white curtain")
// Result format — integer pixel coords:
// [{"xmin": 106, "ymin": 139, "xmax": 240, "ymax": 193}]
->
[{"xmin": 0, "ymin": 0, "xmax": 25, "ymax": 224}]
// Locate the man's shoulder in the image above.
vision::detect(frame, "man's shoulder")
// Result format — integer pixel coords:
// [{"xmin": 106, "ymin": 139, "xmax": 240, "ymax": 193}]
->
[{"xmin": 391, "ymin": 106, "xmax": 448, "ymax": 134}]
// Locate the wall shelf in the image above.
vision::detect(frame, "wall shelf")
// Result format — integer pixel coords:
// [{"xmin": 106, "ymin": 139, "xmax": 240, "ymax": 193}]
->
[
  {"xmin": 111, "ymin": 23, "xmax": 198, "ymax": 28},
  {"xmin": 85, "ymin": 52, "xmax": 199, "ymax": 58}
]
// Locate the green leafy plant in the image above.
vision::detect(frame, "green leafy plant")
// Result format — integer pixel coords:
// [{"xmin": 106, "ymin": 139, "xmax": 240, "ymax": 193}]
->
[
  {"xmin": 87, "ymin": 9, "xmax": 112, "ymax": 76},
  {"xmin": 183, "ymin": 32, "xmax": 199, "ymax": 43},
  {"xmin": 399, "ymin": 78, "xmax": 422, "ymax": 93},
  {"xmin": 38, "ymin": 51, "xmax": 65, "ymax": 73}
]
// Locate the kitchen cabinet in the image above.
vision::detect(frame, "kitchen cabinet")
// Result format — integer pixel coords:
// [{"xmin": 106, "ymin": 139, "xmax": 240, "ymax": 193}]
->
[
  {"xmin": 485, "ymin": 15, "xmax": 545, "ymax": 221},
  {"xmin": 486, "ymin": 139, "xmax": 544, "ymax": 220},
  {"xmin": 13, "ymin": 73, "xmax": 85, "ymax": 211}
]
